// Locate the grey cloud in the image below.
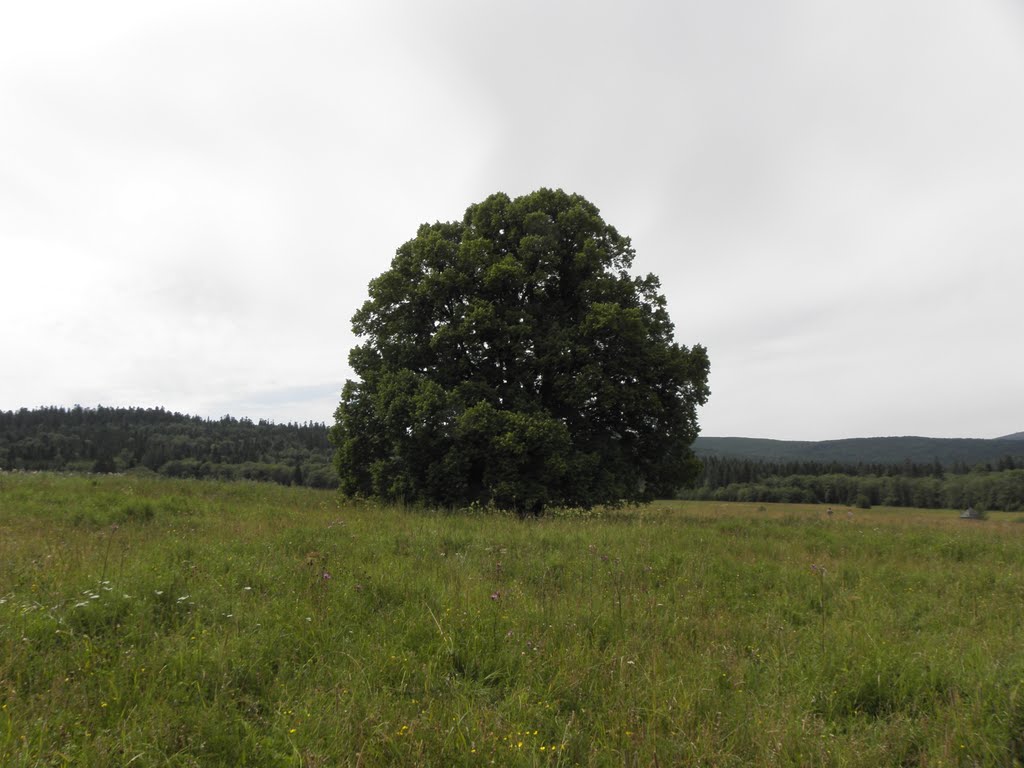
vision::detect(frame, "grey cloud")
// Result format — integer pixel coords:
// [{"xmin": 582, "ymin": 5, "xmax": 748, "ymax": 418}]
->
[{"xmin": 2, "ymin": 0, "xmax": 1022, "ymax": 439}]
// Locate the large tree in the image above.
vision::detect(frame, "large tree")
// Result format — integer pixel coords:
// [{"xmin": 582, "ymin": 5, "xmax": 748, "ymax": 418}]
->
[{"xmin": 331, "ymin": 189, "xmax": 710, "ymax": 513}]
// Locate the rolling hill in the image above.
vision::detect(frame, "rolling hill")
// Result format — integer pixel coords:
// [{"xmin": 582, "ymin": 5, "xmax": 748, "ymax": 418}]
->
[{"xmin": 692, "ymin": 435, "xmax": 1024, "ymax": 467}]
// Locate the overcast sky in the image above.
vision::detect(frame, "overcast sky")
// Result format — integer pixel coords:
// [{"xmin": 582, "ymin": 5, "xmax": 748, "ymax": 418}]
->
[{"xmin": 3, "ymin": 1, "xmax": 1022, "ymax": 440}]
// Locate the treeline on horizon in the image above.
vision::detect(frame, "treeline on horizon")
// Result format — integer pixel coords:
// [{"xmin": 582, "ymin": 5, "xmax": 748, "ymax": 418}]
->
[
  {"xmin": 0, "ymin": 405, "xmax": 337, "ymax": 488},
  {"xmin": 679, "ymin": 455, "xmax": 1024, "ymax": 511},
  {"xmin": 5, "ymin": 406, "xmax": 1024, "ymax": 511}
]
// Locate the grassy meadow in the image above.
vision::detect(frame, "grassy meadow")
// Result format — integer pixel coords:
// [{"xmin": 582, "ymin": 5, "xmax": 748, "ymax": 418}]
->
[{"xmin": 2, "ymin": 473, "xmax": 1024, "ymax": 766}]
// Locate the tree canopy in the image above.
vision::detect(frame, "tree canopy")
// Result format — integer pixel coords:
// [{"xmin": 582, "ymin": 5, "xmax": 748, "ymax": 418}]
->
[
  {"xmin": 0, "ymin": 405, "xmax": 336, "ymax": 487},
  {"xmin": 330, "ymin": 189, "xmax": 710, "ymax": 513}
]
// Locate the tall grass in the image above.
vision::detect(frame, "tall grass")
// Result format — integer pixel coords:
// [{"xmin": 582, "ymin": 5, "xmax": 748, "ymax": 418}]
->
[{"xmin": 1, "ymin": 473, "xmax": 1023, "ymax": 766}]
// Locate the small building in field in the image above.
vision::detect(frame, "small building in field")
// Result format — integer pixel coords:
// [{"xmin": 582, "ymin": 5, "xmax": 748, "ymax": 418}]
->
[{"xmin": 959, "ymin": 506, "xmax": 983, "ymax": 520}]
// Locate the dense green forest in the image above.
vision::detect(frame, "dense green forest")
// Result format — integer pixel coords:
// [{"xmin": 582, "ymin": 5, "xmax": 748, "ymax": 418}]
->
[
  {"xmin": 5, "ymin": 406, "xmax": 1024, "ymax": 509},
  {"xmin": 680, "ymin": 454, "xmax": 1024, "ymax": 511},
  {"xmin": 693, "ymin": 434, "xmax": 1024, "ymax": 465},
  {"xmin": 0, "ymin": 406, "xmax": 336, "ymax": 488}
]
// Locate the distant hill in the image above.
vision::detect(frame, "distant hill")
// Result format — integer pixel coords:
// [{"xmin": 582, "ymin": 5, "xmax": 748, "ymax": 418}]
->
[
  {"xmin": 0, "ymin": 405, "xmax": 337, "ymax": 487},
  {"xmin": 6, "ymin": 404, "xmax": 1022, "ymax": 480},
  {"xmin": 693, "ymin": 435, "xmax": 1024, "ymax": 467}
]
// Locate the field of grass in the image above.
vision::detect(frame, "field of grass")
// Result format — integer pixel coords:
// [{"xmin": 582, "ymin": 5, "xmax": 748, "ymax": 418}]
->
[{"xmin": 2, "ymin": 473, "xmax": 1024, "ymax": 766}]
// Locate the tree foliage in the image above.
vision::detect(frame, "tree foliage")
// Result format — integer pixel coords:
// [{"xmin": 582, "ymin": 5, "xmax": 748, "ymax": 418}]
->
[
  {"xmin": 331, "ymin": 189, "xmax": 710, "ymax": 513},
  {"xmin": 0, "ymin": 406, "xmax": 336, "ymax": 488},
  {"xmin": 681, "ymin": 456, "xmax": 1024, "ymax": 511}
]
